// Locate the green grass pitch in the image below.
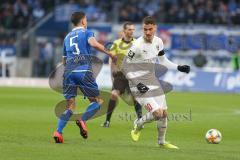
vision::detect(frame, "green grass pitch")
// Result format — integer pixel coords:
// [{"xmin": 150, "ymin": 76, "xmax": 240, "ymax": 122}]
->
[{"xmin": 0, "ymin": 87, "xmax": 240, "ymax": 160}]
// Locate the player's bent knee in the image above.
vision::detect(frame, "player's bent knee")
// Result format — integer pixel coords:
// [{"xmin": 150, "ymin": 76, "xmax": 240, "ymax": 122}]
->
[
  {"xmin": 66, "ymin": 98, "xmax": 76, "ymax": 110},
  {"xmin": 163, "ymin": 110, "xmax": 168, "ymax": 118},
  {"xmin": 88, "ymin": 97, "xmax": 97, "ymax": 102},
  {"xmin": 110, "ymin": 94, "xmax": 118, "ymax": 100},
  {"xmin": 111, "ymin": 90, "xmax": 120, "ymax": 100},
  {"xmin": 97, "ymin": 98, "xmax": 104, "ymax": 105},
  {"xmin": 152, "ymin": 109, "xmax": 164, "ymax": 120},
  {"xmin": 88, "ymin": 97, "xmax": 104, "ymax": 105}
]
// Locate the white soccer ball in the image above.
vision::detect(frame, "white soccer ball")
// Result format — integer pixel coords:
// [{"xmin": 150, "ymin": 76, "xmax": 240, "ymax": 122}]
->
[{"xmin": 205, "ymin": 129, "xmax": 222, "ymax": 144}]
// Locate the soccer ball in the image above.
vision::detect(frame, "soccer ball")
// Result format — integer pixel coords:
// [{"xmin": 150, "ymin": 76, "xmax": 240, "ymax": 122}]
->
[{"xmin": 205, "ymin": 129, "xmax": 222, "ymax": 144}]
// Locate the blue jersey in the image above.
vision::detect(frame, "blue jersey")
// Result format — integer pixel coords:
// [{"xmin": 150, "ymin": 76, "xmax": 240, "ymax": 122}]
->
[
  {"xmin": 63, "ymin": 27, "xmax": 94, "ymax": 71},
  {"xmin": 62, "ymin": 27, "xmax": 99, "ymax": 99}
]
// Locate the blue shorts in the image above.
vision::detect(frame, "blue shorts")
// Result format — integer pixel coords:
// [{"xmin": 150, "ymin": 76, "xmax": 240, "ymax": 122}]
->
[{"xmin": 63, "ymin": 71, "xmax": 99, "ymax": 100}]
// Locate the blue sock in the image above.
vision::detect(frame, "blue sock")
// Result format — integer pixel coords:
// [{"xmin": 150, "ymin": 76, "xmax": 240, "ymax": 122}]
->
[
  {"xmin": 81, "ymin": 102, "xmax": 100, "ymax": 122},
  {"xmin": 57, "ymin": 109, "xmax": 73, "ymax": 134}
]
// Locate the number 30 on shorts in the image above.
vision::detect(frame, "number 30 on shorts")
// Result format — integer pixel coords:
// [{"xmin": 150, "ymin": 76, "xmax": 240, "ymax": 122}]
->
[{"xmin": 144, "ymin": 103, "xmax": 153, "ymax": 112}]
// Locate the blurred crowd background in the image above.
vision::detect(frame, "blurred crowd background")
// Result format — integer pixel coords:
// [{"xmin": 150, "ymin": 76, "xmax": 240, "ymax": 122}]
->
[
  {"xmin": 2, "ymin": 0, "xmax": 240, "ymax": 30},
  {"xmin": 0, "ymin": 0, "xmax": 240, "ymax": 78}
]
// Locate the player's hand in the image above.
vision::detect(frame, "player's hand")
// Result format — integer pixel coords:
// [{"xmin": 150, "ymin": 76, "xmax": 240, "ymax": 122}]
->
[
  {"xmin": 177, "ymin": 65, "xmax": 190, "ymax": 73},
  {"xmin": 109, "ymin": 53, "xmax": 117, "ymax": 64}
]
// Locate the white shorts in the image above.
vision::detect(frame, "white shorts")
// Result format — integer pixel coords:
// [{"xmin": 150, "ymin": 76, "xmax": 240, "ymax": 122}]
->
[{"xmin": 135, "ymin": 95, "xmax": 167, "ymax": 113}]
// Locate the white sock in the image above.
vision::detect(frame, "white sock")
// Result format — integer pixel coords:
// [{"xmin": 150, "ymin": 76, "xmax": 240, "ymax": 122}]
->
[
  {"xmin": 136, "ymin": 112, "xmax": 154, "ymax": 128},
  {"xmin": 157, "ymin": 117, "xmax": 167, "ymax": 144}
]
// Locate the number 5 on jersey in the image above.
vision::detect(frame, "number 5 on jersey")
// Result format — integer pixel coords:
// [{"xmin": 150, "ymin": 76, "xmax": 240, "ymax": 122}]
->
[{"xmin": 70, "ymin": 35, "xmax": 80, "ymax": 55}]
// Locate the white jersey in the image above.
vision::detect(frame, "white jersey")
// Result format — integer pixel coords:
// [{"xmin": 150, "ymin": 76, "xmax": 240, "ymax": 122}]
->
[
  {"xmin": 122, "ymin": 35, "xmax": 178, "ymax": 83},
  {"xmin": 122, "ymin": 36, "xmax": 178, "ymax": 112},
  {"xmin": 128, "ymin": 36, "xmax": 164, "ymax": 62}
]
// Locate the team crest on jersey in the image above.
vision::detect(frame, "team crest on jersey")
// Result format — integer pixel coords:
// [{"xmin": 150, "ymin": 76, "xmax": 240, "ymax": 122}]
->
[{"xmin": 128, "ymin": 50, "xmax": 135, "ymax": 59}]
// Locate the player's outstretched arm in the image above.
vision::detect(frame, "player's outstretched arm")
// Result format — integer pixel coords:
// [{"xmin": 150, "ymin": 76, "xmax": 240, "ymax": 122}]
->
[
  {"xmin": 158, "ymin": 50, "xmax": 190, "ymax": 73},
  {"xmin": 88, "ymin": 37, "xmax": 117, "ymax": 63}
]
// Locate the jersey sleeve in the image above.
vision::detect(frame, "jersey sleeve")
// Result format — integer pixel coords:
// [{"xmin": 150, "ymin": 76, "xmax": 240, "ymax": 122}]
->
[
  {"xmin": 157, "ymin": 37, "xmax": 177, "ymax": 69},
  {"xmin": 158, "ymin": 55, "xmax": 178, "ymax": 70},
  {"xmin": 86, "ymin": 30, "xmax": 95, "ymax": 42},
  {"xmin": 158, "ymin": 38, "xmax": 164, "ymax": 51}
]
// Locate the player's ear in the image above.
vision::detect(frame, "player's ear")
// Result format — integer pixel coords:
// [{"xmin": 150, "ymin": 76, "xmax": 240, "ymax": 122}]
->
[
  {"xmin": 81, "ymin": 16, "xmax": 87, "ymax": 26},
  {"xmin": 154, "ymin": 24, "xmax": 157, "ymax": 32}
]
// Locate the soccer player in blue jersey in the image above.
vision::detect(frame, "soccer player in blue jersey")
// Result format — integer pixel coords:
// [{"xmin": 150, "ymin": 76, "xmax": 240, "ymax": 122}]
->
[{"xmin": 53, "ymin": 11, "xmax": 117, "ymax": 143}]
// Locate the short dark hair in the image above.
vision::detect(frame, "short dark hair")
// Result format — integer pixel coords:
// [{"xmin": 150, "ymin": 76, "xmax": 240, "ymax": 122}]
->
[
  {"xmin": 142, "ymin": 16, "xmax": 156, "ymax": 25},
  {"xmin": 71, "ymin": 11, "xmax": 86, "ymax": 26},
  {"xmin": 123, "ymin": 21, "xmax": 134, "ymax": 30}
]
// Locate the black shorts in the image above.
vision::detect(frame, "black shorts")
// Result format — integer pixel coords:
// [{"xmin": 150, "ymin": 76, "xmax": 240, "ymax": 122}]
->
[{"xmin": 112, "ymin": 71, "xmax": 130, "ymax": 94}]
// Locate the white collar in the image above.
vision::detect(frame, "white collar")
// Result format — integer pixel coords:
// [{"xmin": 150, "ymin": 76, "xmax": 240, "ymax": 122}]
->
[
  {"xmin": 142, "ymin": 36, "xmax": 156, "ymax": 44},
  {"xmin": 72, "ymin": 26, "xmax": 85, "ymax": 31}
]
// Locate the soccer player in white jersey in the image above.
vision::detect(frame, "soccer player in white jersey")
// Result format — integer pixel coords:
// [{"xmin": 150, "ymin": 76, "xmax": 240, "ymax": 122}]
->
[{"xmin": 122, "ymin": 16, "xmax": 190, "ymax": 149}]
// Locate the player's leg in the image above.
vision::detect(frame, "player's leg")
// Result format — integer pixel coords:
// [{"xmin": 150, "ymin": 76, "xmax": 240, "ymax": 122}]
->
[
  {"xmin": 57, "ymin": 98, "xmax": 75, "ymax": 133},
  {"xmin": 131, "ymin": 95, "xmax": 169, "ymax": 142},
  {"xmin": 81, "ymin": 96, "xmax": 103, "ymax": 122},
  {"xmin": 54, "ymin": 98, "xmax": 75, "ymax": 143},
  {"xmin": 157, "ymin": 110, "xmax": 167, "ymax": 145},
  {"xmin": 131, "ymin": 106, "xmax": 167, "ymax": 143},
  {"xmin": 78, "ymin": 71, "xmax": 102, "ymax": 122},
  {"xmin": 102, "ymin": 89, "xmax": 120, "ymax": 127},
  {"xmin": 133, "ymin": 100, "xmax": 142, "ymax": 119},
  {"xmin": 53, "ymin": 76, "xmax": 77, "ymax": 143},
  {"xmin": 155, "ymin": 106, "xmax": 178, "ymax": 149},
  {"xmin": 134, "ymin": 97, "xmax": 160, "ymax": 129},
  {"xmin": 102, "ymin": 72, "xmax": 126, "ymax": 127},
  {"xmin": 130, "ymin": 97, "xmax": 158, "ymax": 141},
  {"xmin": 76, "ymin": 96, "xmax": 103, "ymax": 139},
  {"xmin": 75, "ymin": 71, "xmax": 102, "ymax": 138}
]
